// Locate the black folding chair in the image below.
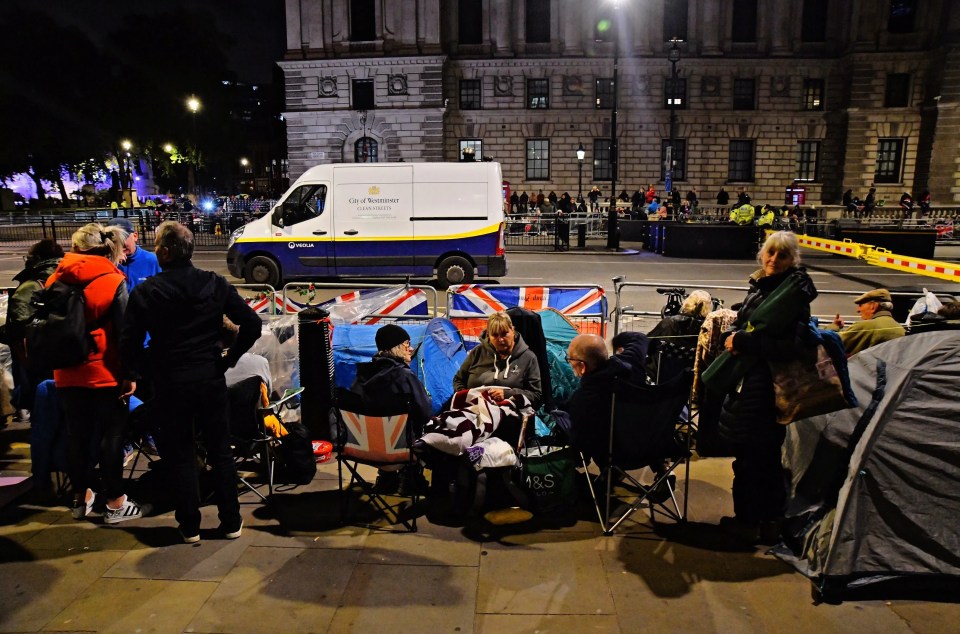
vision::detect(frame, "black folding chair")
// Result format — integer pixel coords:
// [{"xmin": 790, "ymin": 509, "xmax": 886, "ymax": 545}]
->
[
  {"xmin": 583, "ymin": 370, "xmax": 694, "ymax": 535},
  {"xmin": 333, "ymin": 388, "xmax": 421, "ymax": 532},
  {"xmin": 227, "ymin": 376, "xmax": 278, "ymax": 502}
]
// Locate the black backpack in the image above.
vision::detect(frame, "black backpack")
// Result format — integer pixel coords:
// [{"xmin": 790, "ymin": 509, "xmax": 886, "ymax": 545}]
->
[{"xmin": 24, "ymin": 280, "xmax": 97, "ymax": 372}]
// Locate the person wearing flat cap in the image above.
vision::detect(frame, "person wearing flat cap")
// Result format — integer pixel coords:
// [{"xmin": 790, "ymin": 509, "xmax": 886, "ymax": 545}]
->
[
  {"xmin": 349, "ymin": 324, "xmax": 432, "ymax": 493},
  {"xmin": 106, "ymin": 217, "xmax": 160, "ymax": 293},
  {"xmin": 825, "ymin": 288, "xmax": 905, "ymax": 356}
]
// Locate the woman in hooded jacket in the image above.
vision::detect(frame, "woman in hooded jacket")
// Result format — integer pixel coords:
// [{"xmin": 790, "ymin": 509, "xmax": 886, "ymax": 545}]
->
[
  {"xmin": 47, "ymin": 223, "xmax": 145, "ymax": 524},
  {"xmin": 453, "ymin": 311, "xmax": 542, "ymax": 408},
  {"xmin": 717, "ymin": 231, "xmax": 818, "ymax": 544}
]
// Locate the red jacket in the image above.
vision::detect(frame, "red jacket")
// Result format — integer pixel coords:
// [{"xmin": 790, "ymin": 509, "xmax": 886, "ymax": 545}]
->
[{"xmin": 47, "ymin": 252, "xmax": 128, "ymax": 388}]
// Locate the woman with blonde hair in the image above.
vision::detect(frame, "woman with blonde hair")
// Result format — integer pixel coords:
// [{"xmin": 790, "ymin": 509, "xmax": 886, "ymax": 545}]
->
[
  {"xmin": 47, "ymin": 223, "xmax": 145, "ymax": 524},
  {"xmin": 453, "ymin": 311, "xmax": 541, "ymax": 407}
]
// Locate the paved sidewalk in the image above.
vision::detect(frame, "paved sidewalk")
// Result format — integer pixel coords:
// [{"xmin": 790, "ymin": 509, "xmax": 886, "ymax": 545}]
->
[{"xmin": 1, "ymin": 420, "xmax": 958, "ymax": 633}]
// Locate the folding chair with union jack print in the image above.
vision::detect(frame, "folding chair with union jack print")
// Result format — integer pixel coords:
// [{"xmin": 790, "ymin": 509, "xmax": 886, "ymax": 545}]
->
[{"xmin": 334, "ymin": 388, "xmax": 422, "ymax": 532}]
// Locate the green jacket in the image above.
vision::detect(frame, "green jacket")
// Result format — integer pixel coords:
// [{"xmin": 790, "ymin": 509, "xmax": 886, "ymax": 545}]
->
[{"xmin": 827, "ymin": 310, "xmax": 905, "ymax": 356}]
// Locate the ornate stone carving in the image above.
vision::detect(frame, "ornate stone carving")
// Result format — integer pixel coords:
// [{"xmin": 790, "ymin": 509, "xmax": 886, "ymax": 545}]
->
[
  {"xmin": 494, "ymin": 75, "xmax": 513, "ymax": 96},
  {"xmin": 318, "ymin": 76, "xmax": 338, "ymax": 98},
  {"xmin": 701, "ymin": 76, "xmax": 720, "ymax": 96},
  {"xmin": 388, "ymin": 74, "xmax": 408, "ymax": 95},
  {"xmin": 635, "ymin": 76, "xmax": 651, "ymax": 97},
  {"xmin": 771, "ymin": 76, "xmax": 791, "ymax": 96},
  {"xmin": 563, "ymin": 75, "xmax": 586, "ymax": 96}
]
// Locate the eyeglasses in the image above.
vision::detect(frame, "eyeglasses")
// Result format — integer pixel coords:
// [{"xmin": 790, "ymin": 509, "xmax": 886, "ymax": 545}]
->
[{"xmin": 565, "ymin": 356, "xmax": 584, "ymax": 364}]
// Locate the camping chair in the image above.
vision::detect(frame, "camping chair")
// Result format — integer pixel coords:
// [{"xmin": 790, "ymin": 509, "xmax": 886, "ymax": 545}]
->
[
  {"xmin": 584, "ymin": 370, "xmax": 694, "ymax": 535},
  {"xmin": 333, "ymin": 388, "xmax": 421, "ymax": 532},
  {"xmin": 227, "ymin": 376, "xmax": 278, "ymax": 502}
]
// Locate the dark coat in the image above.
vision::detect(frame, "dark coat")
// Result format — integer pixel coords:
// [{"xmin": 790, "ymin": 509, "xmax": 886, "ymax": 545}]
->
[
  {"xmin": 562, "ymin": 334, "xmax": 648, "ymax": 464},
  {"xmin": 351, "ymin": 355, "xmax": 432, "ymax": 433},
  {"xmin": 718, "ymin": 267, "xmax": 818, "ymax": 446}
]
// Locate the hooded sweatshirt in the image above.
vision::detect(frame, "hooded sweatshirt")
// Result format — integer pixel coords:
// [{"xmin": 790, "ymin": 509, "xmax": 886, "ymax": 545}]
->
[
  {"xmin": 46, "ymin": 252, "xmax": 128, "ymax": 388},
  {"xmin": 453, "ymin": 331, "xmax": 542, "ymax": 406},
  {"xmin": 117, "ymin": 244, "xmax": 161, "ymax": 293}
]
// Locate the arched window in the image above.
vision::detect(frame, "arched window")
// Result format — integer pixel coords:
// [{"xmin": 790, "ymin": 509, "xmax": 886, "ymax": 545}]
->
[{"xmin": 355, "ymin": 137, "xmax": 379, "ymax": 163}]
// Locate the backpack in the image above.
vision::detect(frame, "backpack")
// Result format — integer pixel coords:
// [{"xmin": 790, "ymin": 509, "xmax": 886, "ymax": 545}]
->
[
  {"xmin": 24, "ymin": 280, "xmax": 98, "ymax": 372},
  {"xmin": 276, "ymin": 422, "xmax": 318, "ymax": 485}
]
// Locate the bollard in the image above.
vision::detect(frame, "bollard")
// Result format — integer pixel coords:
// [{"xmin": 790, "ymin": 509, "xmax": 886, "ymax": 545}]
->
[{"xmin": 577, "ymin": 223, "xmax": 586, "ymax": 248}]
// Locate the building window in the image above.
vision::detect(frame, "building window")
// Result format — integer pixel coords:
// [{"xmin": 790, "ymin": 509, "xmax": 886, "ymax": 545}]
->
[
  {"xmin": 526, "ymin": 139, "xmax": 550, "ymax": 180},
  {"xmin": 525, "ymin": 0, "xmax": 551, "ymax": 43},
  {"xmin": 458, "ymin": 0, "xmax": 483, "ymax": 44},
  {"xmin": 459, "ymin": 139, "xmax": 483, "ymax": 161},
  {"xmin": 884, "ymin": 73, "xmax": 910, "ymax": 107},
  {"xmin": 352, "ymin": 79, "xmax": 375, "ymax": 110},
  {"xmin": 460, "ymin": 79, "xmax": 481, "ymax": 110},
  {"xmin": 731, "ymin": 0, "xmax": 758, "ymax": 43},
  {"xmin": 664, "ymin": 77, "xmax": 686, "ymax": 109},
  {"xmin": 350, "ymin": 0, "xmax": 376, "ymax": 41},
  {"xmin": 663, "ymin": 0, "xmax": 689, "ymax": 41},
  {"xmin": 875, "ymin": 138, "xmax": 904, "ymax": 183},
  {"xmin": 797, "ymin": 141, "xmax": 820, "ymax": 182},
  {"xmin": 661, "ymin": 139, "xmax": 687, "ymax": 181},
  {"xmin": 803, "ymin": 79, "xmax": 825, "ymax": 110},
  {"xmin": 355, "ymin": 137, "xmax": 378, "ymax": 163},
  {"xmin": 593, "ymin": 139, "xmax": 611, "ymax": 181},
  {"xmin": 733, "ymin": 78, "xmax": 755, "ymax": 110},
  {"xmin": 728, "ymin": 140, "xmax": 755, "ymax": 182},
  {"xmin": 801, "ymin": 0, "xmax": 828, "ymax": 42},
  {"xmin": 595, "ymin": 78, "xmax": 614, "ymax": 109},
  {"xmin": 527, "ymin": 78, "xmax": 549, "ymax": 109},
  {"xmin": 888, "ymin": 0, "xmax": 917, "ymax": 34}
]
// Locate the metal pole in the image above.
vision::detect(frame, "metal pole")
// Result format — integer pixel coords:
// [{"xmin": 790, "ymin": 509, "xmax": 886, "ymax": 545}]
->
[
  {"xmin": 606, "ymin": 19, "xmax": 620, "ymax": 250},
  {"xmin": 578, "ymin": 159, "xmax": 583, "ymax": 202}
]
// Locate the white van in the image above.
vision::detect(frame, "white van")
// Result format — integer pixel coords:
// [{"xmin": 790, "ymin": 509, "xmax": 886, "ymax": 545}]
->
[{"xmin": 226, "ymin": 162, "xmax": 507, "ymax": 288}]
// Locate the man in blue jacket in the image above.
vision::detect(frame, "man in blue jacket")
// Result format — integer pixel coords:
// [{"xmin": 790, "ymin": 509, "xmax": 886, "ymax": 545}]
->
[{"xmin": 107, "ymin": 218, "xmax": 161, "ymax": 292}]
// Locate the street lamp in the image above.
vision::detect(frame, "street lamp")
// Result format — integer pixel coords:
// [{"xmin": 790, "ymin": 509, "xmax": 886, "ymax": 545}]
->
[
  {"xmin": 186, "ymin": 96, "xmax": 201, "ymax": 196},
  {"xmin": 576, "ymin": 143, "xmax": 585, "ymax": 202},
  {"xmin": 120, "ymin": 139, "xmax": 133, "ymax": 208},
  {"xmin": 606, "ymin": 0, "xmax": 624, "ymax": 250},
  {"xmin": 665, "ymin": 38, "xmax": 683, "ymax": 208}
]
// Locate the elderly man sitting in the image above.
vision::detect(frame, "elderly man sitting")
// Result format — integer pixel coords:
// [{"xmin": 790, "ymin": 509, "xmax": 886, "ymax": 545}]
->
[{"xmin": 826, "ymin": 288, "xmax": 905, "ymax": 356}]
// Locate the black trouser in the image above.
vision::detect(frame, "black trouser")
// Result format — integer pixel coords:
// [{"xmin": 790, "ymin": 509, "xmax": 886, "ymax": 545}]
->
[
  {"xmin": 730, "ymin": 425, "xmax": 787, "ymax": 524},
  {"xmin": 152, "ymin": 378, "xmax": 240, "ymax": 534},
  {"xmin": 59, "ymin": 385, "xmax": 127, "ymax": 500}
]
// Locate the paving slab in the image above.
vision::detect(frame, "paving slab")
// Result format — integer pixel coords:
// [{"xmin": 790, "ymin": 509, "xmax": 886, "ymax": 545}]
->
[
  {"xmin": 187, "ymin": 546, "xmax": 358, "ymax": 633},
  {"xmin": 475, "ymin": 613, "xmax": 622, "ymax": 633},
  {"xmin": 0, "ymin": 549, "xmax": 124, "ymax": 632},
  {"xmin": 360, "ymin": 521, "xmax": 482, "ymax": 567}
]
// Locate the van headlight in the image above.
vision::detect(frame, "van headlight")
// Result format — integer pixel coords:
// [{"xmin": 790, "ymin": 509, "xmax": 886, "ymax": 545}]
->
[{"xmin": 228, "ymin": 226, "xmax": 244, "ymax": 249}]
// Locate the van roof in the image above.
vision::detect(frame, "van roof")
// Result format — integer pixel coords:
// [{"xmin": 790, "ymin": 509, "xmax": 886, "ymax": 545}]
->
[{"xmin": 294, "ymin": 161, "xmax": 502, "ymax": 185}]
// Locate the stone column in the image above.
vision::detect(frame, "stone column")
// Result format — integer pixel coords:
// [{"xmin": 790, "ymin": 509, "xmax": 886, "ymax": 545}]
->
[
  {"xmin": 700, "ymin": 0, "xmax": 722, "ymax": 55},
  {"xmin": 493, "ymin": 0, "xmax": 513, "ymax": 56}
]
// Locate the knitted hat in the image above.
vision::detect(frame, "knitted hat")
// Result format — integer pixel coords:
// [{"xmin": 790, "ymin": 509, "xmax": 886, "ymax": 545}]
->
[{"xmin": 375, "ymin": 324, "xmax": 409, "ymax": 351}]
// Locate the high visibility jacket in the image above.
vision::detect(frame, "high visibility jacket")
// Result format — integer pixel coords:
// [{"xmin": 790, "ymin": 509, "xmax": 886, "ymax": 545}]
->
[
  {"xmin": 729, "ymin": 204, "xmax": 755, "ymax": 225},
  {"xmin": 757, "ymin": 208, "xmax": 775, "ymax": 227}
]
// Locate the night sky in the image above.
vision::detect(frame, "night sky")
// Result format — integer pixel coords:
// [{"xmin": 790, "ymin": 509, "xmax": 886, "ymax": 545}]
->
[{"xmin": 10, "ymin": 0, "xmax": 287, "ymax": 84}]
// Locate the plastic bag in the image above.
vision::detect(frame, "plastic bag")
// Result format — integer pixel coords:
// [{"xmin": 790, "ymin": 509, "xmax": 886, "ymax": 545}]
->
[
  {"xmin": 320, "ymin": 286, "xmax": 425, "ymax": 325},
  {"xmin": 906, "ymin": 288, "xmax": 944, "ymax": 327}
]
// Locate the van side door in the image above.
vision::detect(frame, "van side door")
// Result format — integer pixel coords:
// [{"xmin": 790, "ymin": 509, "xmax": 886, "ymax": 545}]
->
[
  {"xmin": 333, "ymin": 165, "xmax": 413, "ymax": 276},
  {"xmin": 270, "ymin": 182, "xmax": 333, "ymax": 277}
]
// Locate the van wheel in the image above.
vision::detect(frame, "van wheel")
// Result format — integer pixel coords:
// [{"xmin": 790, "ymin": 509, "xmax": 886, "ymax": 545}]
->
[
  {"xmin": 244, "ymin": 256, "xmax": 281, "ymax": 288},
  {"xmin": 436, "ymin": 256, "xmax": 473, "ymax": 290}
]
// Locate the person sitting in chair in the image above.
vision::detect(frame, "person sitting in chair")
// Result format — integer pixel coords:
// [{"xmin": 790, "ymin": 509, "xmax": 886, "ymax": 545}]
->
[{"xmin": 350, "ymin": 324, "xmax": 431, "ymax": 494}]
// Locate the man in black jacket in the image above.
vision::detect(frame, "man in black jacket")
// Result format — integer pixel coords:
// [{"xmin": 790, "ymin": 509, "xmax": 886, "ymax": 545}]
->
[
  {"xmin": 561, "ymin": 332, "xmax": 648, "ymax": 465},
  {"xmin": 120, "ymin": 221, "xmax": 262, "ymax": 544}
]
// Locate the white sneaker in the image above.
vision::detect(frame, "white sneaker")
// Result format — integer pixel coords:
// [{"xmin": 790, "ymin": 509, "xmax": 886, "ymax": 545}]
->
[
  {"xmin": 71, "ymin": 489, "xmax": 96, "ymax": 520},
  {"xmin": 103, "ymin": 496, "xmax": 147, "ymax": 524}
]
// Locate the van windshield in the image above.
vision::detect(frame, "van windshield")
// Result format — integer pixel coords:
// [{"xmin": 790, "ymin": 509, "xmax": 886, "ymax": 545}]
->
[{"xmin": 278, "ymin": 184, "xmax": 327, "ymax": 226}]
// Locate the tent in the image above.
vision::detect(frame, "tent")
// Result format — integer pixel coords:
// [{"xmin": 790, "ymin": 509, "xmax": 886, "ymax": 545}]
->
[
  {"xmin": 537, "ymin": 308, "xmax": 581, "ymax": 405},
  {"xmin": 775, "ymin": 330, "xmax": 960, "ymax": 600},
  {"xmin": 331, "ymin": 318, "xmax": 466, "ymax": 415}
]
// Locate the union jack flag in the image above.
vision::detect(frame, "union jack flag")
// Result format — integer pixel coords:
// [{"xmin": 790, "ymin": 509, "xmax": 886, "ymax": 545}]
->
[
  {"xmin": 448, "ymin": 285, "xmax": 607, "ymax": 345},
  {"xmin": 339, "ymin": 410, "xmax": 411, "ymax": 464},
  {"xmin": 936, "ymin": 220, "xmax": 954, "ymax": 240}
]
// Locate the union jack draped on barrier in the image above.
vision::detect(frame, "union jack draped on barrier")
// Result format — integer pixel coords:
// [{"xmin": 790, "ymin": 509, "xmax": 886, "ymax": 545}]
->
[
  {"xmin": 936, "ymin": 220, "xmax": 954, "ymax": 240},
  {"xmin": 245, "ymin": 286, "xmax": 430, "ymax": 320},
  {"xmin": 448, "ymin": 284, "xmax": 607, "ymax": 344},
  {"xmin": 245, "ymin": 293, "xmax": 303, "ymax": 315}
]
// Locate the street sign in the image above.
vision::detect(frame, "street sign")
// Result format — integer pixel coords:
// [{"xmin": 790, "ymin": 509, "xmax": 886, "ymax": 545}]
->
[{"xmin": 665, "ymin": 171, "xmax": 673, "ymax": 194}]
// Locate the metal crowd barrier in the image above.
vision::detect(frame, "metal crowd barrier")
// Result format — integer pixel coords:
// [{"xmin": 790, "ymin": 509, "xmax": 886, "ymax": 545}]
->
[
  {"xmin": 281, "ymin": 281, "xmax": 440, "ymax": 322},
  {"xmin": 235, "ymin": 284, "xmax": 279, "ymax": 316}
]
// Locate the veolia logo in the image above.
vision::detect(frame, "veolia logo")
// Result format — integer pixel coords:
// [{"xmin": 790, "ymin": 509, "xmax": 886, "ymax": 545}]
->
[{"xmin": 288, "ymin": 242, "xmax": 311, "ymax": 249}]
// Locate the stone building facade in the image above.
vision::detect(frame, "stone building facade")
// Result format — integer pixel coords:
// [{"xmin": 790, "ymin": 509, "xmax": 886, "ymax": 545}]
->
[{"xmin": 280, "ymin": 0, "xmax": 960, "ymax": 206}]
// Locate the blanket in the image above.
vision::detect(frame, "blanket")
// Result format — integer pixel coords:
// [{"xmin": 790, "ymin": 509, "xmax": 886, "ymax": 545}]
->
[{"xmin": 419, "ymin": 387, "xmax": 533, "ymax": 469}]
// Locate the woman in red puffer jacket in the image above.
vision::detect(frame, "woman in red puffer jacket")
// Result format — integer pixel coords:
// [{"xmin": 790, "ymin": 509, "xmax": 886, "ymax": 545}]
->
[{"xmin": 46, "ymin": 223, "xmax": 146, "ymax": 525}]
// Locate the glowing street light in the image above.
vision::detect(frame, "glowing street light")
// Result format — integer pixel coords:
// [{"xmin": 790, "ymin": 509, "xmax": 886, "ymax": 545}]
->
[
  {"xmin": 163, "ymin": 143, "xmax": 175, "ymax": 154},
  {"xmin": 186, "ymin": 96, "xmax": 202, "ymax": 196},
  {"xmin": 240, "ymin": 157, "xmax": 249, "ymax": 167},
  {"xmin": 186, "ymin": 95, "xmax": 201, "ymax": 114}
]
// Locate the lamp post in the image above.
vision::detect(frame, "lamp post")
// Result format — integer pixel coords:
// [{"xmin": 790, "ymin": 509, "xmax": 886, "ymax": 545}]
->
[
  {"xmin": 240, "ymin": 157, "xmax": 250, "ymax": 193},
  {"xmin": 576, "ymin": 143, "xmax": 585, "ymax": 202},
  {"xmin": 606, "ymin": 0, "xmax": 623, "ymax": 250},
  {"xmin": 666, "ymin": 38, "xmax": 683, "ymax": 206},
  {"xmin": 186, "ymin": 95, "xmax": 201, "ymax": 196},
  {"xmin": 120, "ymin": 139, "xmax": 134, "ymax": 208}
]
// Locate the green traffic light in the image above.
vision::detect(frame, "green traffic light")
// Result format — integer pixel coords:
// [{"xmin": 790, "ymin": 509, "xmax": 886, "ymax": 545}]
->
[{"xmin": 596, "ymin": 19, "xmax": 612, "ymax": 34}]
